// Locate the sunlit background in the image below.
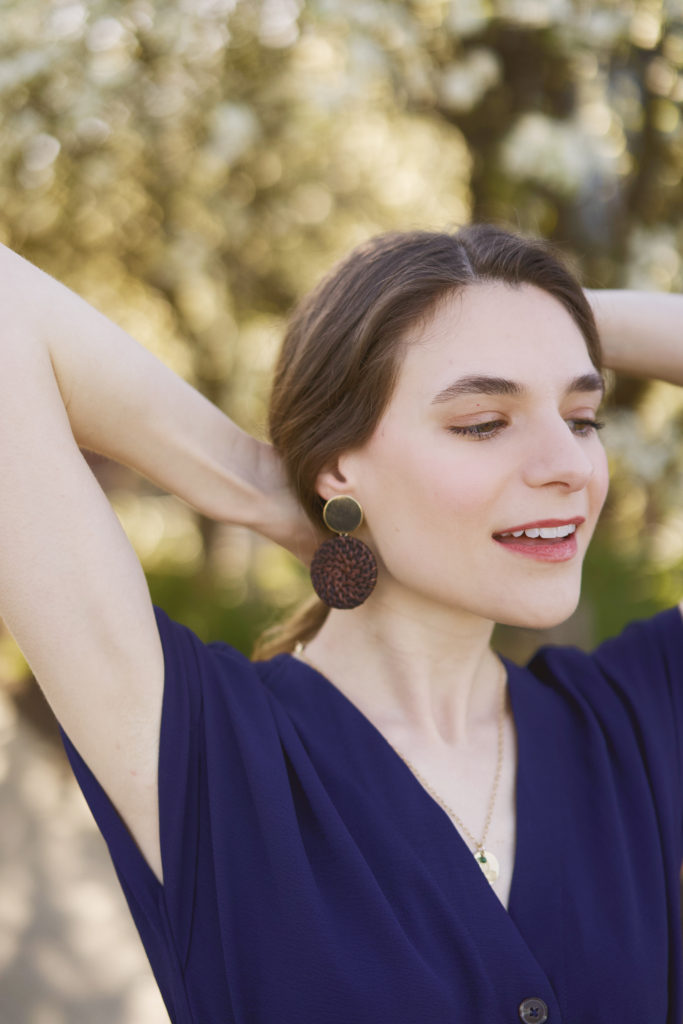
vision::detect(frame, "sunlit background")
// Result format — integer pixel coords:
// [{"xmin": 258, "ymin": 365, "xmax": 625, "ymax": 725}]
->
[{"xmin": 1, "ymin": 0, "xmax": 682, "ymax": 1020}]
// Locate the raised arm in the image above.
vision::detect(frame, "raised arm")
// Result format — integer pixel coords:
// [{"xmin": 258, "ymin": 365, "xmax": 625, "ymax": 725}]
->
[
  {"xmin": 2, "ymin": 246, "xmax": 313, "ymax": 557},
  {"xmin": 586, "ymin": 287, "xmax": 683, "ymax": 621},
  {"xmin": 586, "ymin": 288, "xmax": 683, "ymax": 387},
  {"xmin": 0, "ymin": 244, "xmax": 311, "ymax": 883}
]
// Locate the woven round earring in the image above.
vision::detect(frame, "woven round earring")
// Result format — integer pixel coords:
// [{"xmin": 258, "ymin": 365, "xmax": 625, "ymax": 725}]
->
[{"xmin": 309, "ymin": 495, "xmax": 378, "ymax": 609}]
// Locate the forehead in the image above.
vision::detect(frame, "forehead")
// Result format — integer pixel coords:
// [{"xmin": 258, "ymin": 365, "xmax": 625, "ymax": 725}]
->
[{"xmin": 394, "ymin": 281, "xmax": 594, "ymax": 400}]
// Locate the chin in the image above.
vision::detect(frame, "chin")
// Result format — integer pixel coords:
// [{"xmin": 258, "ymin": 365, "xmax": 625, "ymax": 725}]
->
[{"xmin": 490, "ymin": 592, "xmax": 581, "ymax": 631}]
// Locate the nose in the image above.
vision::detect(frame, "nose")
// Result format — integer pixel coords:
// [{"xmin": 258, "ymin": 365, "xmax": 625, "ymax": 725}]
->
[{"xmin": 521, "ymin": 414, "xmax": 597, "ymax": 492}]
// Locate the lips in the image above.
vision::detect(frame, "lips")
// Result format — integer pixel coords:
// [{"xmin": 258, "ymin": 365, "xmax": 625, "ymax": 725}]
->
[{"xmin": 492, "ymin": 518, "xmax": 585, "ymax": 561}]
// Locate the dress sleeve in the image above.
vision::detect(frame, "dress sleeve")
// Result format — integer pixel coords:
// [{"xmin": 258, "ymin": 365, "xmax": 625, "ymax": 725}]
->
[
  {"xmin": 589, "ymin": 606, "xmax": 683, "ymax": 779},
  {"xmin": 528, "ymin": 606, "xmax": 683, "ymax": 838}
]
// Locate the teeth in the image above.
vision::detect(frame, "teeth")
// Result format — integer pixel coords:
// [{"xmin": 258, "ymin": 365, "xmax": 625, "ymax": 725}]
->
[{"xmin": 499, "ymin": 524, "xmax": 577, "ymax": 539}]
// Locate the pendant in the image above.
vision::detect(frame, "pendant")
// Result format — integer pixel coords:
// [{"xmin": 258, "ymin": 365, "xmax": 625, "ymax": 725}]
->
[{"xmin": 475, "ymin": 848, "xmax": 500, "ymax": 883}]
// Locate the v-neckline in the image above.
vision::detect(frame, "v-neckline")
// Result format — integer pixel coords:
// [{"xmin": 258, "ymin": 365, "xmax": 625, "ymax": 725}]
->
[
  {"xmin": 281, "ymin": 651, "xmax": 528, "ymax": 916},
  {"xmin": 267, "ymin": 650, "xmax": 565, "ymax": 1003}
]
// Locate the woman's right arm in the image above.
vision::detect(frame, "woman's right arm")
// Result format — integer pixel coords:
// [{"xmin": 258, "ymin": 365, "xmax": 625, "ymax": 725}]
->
[{"xmin": 0, "ymin": 244, "xmax": 314, "ymax": 884}]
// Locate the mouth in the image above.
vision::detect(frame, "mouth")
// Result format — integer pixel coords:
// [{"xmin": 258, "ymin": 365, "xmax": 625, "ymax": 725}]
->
[{"xmin": 492, "ymin": 518, "xmax": 584, "ymax": 562}]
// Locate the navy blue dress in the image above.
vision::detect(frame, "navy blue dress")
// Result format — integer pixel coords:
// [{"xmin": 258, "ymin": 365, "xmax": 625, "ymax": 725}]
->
[{"xmin": 60, "ymin": 606, "xmax": 683, "ymax": 1023}]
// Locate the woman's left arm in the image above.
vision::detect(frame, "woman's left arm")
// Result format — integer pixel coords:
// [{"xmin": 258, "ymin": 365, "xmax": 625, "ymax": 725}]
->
[
  {"xmin": 585, "ymin": 289, "xmax": 683, "ymax": 387},
  {"xmin": 586, "ymin": 288, "xmax": 683, "ymax": 620}
]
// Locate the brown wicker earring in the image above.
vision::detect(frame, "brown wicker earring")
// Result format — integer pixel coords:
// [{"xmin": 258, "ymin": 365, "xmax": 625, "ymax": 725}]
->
[{"xmin": 309, "ymin": 495, "xmax": 378, "ymax": 609}]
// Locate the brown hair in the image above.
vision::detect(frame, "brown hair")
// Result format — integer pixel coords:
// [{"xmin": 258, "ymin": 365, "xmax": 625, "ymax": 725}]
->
[{"xmin": 252, "ymin": 225, "xmax": 602, "ymax": 659}]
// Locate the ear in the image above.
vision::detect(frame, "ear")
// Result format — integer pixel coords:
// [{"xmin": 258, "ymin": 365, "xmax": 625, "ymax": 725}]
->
[{"xmin": 315, "ymin": 453, "xmax": 359, "ymax": 504}]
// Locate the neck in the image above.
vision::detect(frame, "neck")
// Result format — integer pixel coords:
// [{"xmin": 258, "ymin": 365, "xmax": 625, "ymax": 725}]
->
[{"xmin": 299, "ymin": 584, "xmax": 503, "ymax": 747}]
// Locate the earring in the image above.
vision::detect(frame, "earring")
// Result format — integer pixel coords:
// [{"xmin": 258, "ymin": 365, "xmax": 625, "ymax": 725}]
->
[{"xmin": 310, "ymin": 495, "xmax": 378, "ymax": 609}]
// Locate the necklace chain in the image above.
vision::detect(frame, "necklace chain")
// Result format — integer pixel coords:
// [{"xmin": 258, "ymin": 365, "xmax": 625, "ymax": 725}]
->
[
  {"xmin": 392, "ymin": 668, "xmax": 506, "ymax": 855},
  {"xmin": 293, "ymin": 643, "xmax": 507, "ymax": 864}
]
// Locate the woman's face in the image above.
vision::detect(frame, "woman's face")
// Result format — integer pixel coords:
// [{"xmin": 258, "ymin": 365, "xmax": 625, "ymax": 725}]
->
[{"xmin": 332, "ymin": 281, "xmax": 610, "ymax": 629}]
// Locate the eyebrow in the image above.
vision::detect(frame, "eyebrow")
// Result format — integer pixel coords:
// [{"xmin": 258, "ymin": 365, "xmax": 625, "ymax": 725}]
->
[{"xmin": 430, "ymin": 372, "xmax": 606, "ymax": 405}]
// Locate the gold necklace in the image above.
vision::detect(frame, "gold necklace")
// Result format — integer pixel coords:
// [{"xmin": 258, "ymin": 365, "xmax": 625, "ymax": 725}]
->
[{"xmin": 293, "ymin": 643, "xmax": 507, "ymax": 886}]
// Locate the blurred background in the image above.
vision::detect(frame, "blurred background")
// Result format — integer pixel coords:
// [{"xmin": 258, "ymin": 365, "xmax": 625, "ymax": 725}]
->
[{"xmin": 0, "ymin": 0, "xmax": 682, "ymax": 1020}]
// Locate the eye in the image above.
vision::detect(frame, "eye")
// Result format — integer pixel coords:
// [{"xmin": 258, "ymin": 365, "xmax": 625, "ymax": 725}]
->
[
  {"xmin": 447, "ymin": 420, "xmax": 505, "ymax": 440},
  {"xmin": 567, "ymin": 418, "xmax": 606, "ymax": 437}
]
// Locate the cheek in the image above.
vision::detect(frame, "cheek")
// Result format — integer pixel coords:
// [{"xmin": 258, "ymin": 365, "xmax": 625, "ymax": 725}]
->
[
  {"xmin": 358, "ymin": 439, "xmax": 502, "ymax": 602},
  {"xmin": 361, "ymin": 436, "xmax": 501, "ymax": 538},
  {"xmin": 417, "ymin": 452, "xmax": 500, "ymax": 524}
]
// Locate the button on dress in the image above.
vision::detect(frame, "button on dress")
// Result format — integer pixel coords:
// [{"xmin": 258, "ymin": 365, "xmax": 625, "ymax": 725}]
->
[
  {"xmin": 519, "ymin": 996, "xmax": 549, "ymax": 1022},
  {"xmin": 60, "ymin": 606, "xmax": 683, "ymax": 1023}
]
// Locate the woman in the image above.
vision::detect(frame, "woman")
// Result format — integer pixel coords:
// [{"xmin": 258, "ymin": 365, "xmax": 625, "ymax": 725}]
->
[{"xmin": 1, "ymin": 225, "xmax": 682, "ymax": 1023}]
